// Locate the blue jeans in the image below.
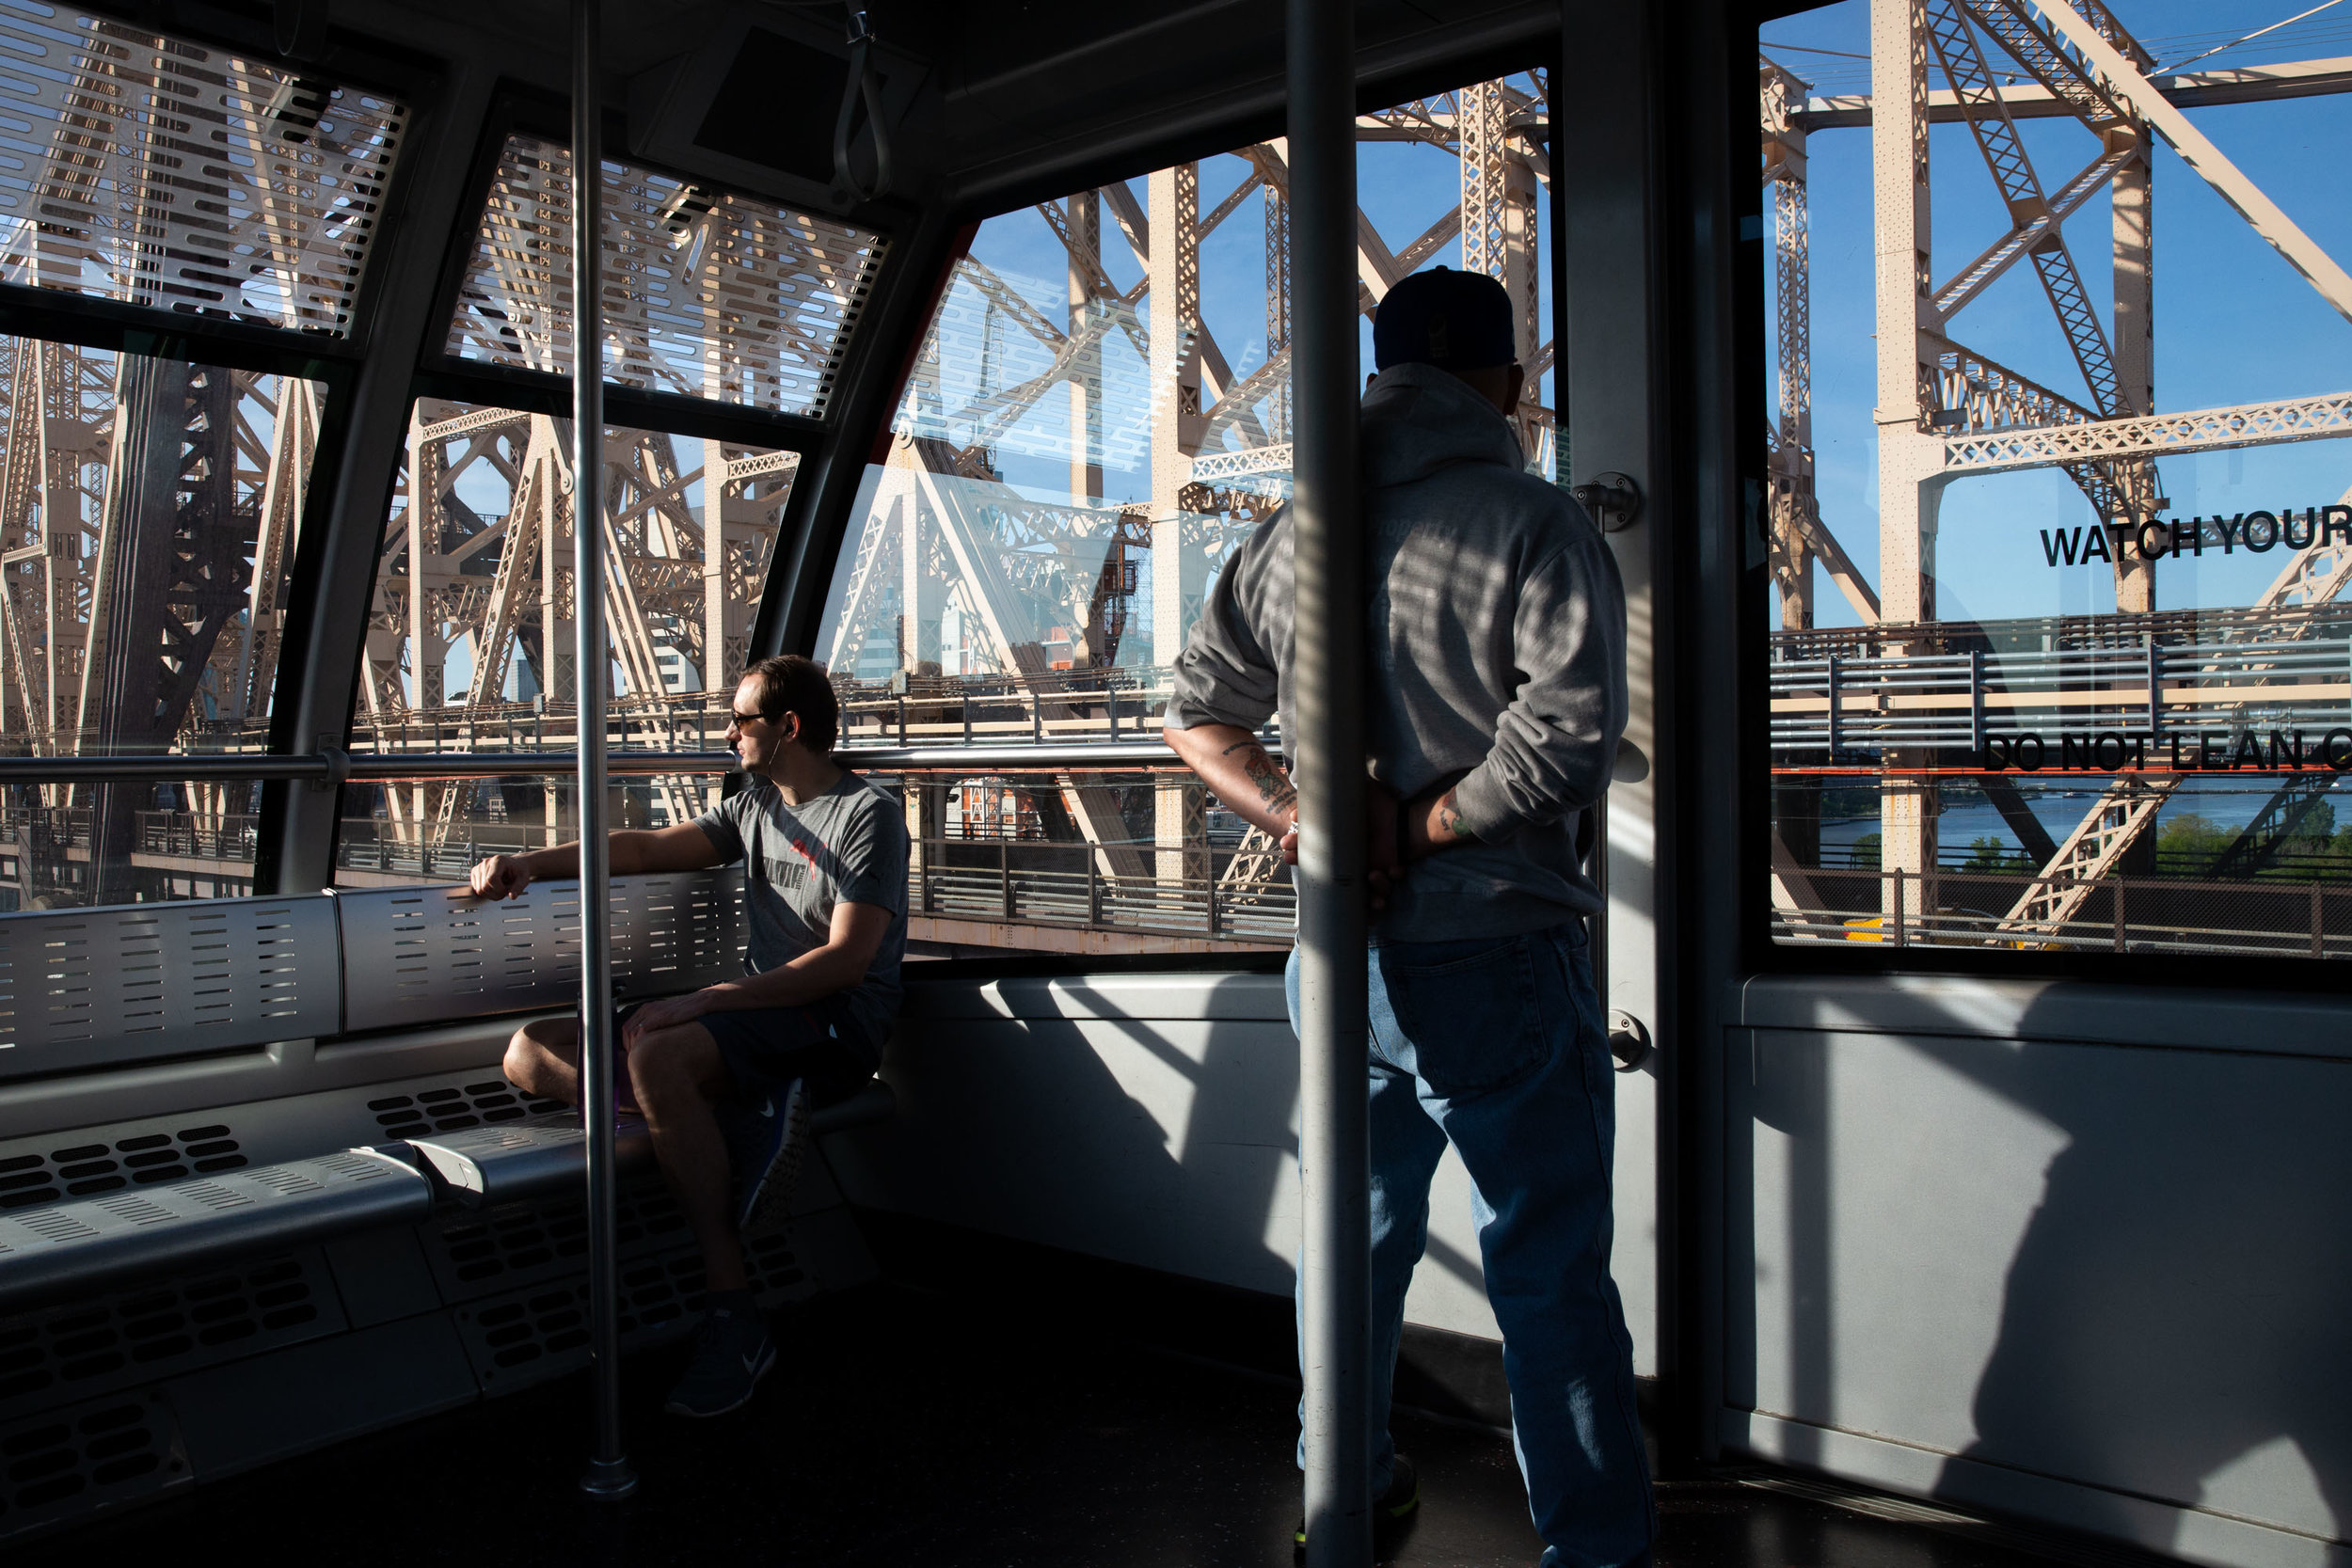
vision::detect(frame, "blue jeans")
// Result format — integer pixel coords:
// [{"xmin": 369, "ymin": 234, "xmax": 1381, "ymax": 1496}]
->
[{"xmin": 1286, "ymin": 922, "xmax": 1654, "ymax": 1568}]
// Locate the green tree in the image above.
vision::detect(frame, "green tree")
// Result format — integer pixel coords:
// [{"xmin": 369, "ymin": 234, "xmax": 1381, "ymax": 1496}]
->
[
  {"xmin": 1964, "ymin": 835, "xmax": 2024, "ymax": 873},
  {"xmin": 2154, "ymin": 812, "xmax": 2229, "ymax": 877}
]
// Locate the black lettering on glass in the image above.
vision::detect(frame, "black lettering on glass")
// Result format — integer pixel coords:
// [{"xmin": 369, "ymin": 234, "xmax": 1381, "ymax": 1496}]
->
[
  {"xmin": 2092, "ymin": 734, "xmax": 2127, "ymax": 770},
  {"xmin": 2137, "ymin": 520, "xmax": 2169, "ymax": 560},
  {"xmin": 2217, "ymin": 514, "xmax": 2243, "ymax": 552},
  {"xmin": 2324, "ymin": 729, "xmax": 2352, "ymax": 771},
  {"xmin": 2041, "ymin": 527, "xmax": 2081, "ymax": 567},
  {"xmin": 2245, "ymin": 510, "xmax": 2278, "ymax": 552},
  {"xmin": 2231, "ymin": 731, "xmax": 2265, "ymax": 769},
  {"xmin": 2285, "ymin": 508, "xmax": 2316, "ymax": 549},
  {"xmin": 2268, "ymin": 730, "xmax": 2303, "ymax": 769},
  {"xmin": 2080, "ymin": 525, "xmax": 2114, "ymax": 564},
  {"xmin": 2014, "ymin": 733, "xmax": 2044, "ymax": 771}
]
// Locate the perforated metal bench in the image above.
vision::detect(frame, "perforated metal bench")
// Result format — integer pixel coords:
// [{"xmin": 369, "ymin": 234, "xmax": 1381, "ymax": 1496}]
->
[
  {"xmin": 0, "ymin": 870, "xmax": 896, "ymax": 1308},
  {"xmin": 403, "ymin": 1082, "xmax": 898, "ymax": 1207},
  {"xmin": 0, "ymin": 1148, "xmax": 434, "ymax": 1310}
]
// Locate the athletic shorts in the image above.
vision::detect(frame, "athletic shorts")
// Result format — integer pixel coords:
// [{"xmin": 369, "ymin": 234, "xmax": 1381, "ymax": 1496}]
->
[{"xmin": 684, "ymin": 995, "xmax": 876, "ymax": 1109}]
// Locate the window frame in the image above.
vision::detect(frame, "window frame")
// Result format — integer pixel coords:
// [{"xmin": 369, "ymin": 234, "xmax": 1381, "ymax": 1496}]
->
[
  {"xmin": 417, "ymin": 92, "xmax": 882, "ymax": 450},
  {"xmin": 0, "ymin": 8, "xmax": 443, "ymax": 909},
  {"xmin": 775, "ymin": 44, "xmax": 1566, "ymax": 977},
  {"xmin": 1733, "ymin": 2, "xmax": 2352, "ymax": 997},
  {"xmin": 0, "ymin": 8, "xmax": 437, "ymax": 363}
]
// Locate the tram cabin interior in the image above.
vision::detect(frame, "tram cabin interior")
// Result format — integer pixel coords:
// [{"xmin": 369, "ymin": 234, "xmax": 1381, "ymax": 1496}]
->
[{"xmin": 0, "ymin": 0, "xmax": 2343, "ymax": 1564}]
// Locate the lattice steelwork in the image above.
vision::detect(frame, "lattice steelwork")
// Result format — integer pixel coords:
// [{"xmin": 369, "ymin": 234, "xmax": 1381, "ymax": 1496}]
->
[
  {"xmin": 445, "ymin": 135, "xmax": 885, "ymax": 417},
  {"xmin": 1763, "ymin": 0, "xmax": 2352, "ymax": 949},
  {"xmin": 0, "ymin": 8, "xmax": 405, "ymax": 335},
  {"xmin": 352, "ymin": 403, "xmax": 796, "ymax": 847}
]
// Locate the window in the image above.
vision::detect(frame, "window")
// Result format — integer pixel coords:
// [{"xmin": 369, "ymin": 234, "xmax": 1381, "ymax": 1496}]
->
[
  {"xmin": 813, "ymin": 73, "xmax": 1555, "ymax": 958},
  {"xmin": 0, "ymin": 7, "xmax": 405, "ymax": 335},
  {"xmin": 0, "ymin": 336, "xmax": 325, "ymax": 906},
  {"xmin": 445, "ymin": 134, "xmax": 884, "ymax": 417},
  {"xmin": 336, "ymin": 398, "xmax": 797, "ymax": 884},
  {"xmin": 1761, "ymin": 3, "xmax": 2352, "ymax": 958}
]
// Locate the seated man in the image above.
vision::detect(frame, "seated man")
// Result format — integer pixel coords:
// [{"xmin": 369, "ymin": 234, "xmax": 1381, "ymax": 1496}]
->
[{"xmin": 468, "ymin": 654, "xmax": 908, "ymax": 1418}]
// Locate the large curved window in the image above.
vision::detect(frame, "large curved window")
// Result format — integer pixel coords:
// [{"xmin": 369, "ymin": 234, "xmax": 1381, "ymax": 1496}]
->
[
  {"xmin": 335, "ymin": 398, "xmax": 797, "ymax": 884},
  {"xmin": 816, "ymin": 73, "xmax": 1556, "ymax": 958},
  {"xmin": 0, "ymin": 8, "xmax": 405, "ymax": 334},
  {"xmin": 0, "ymin": 337, "xmax": 326, "ymax": 906},
  {"xmin": 1762, "ymin": 2, "xmax": 2352, "ymax": 959},
  {"xmin": 446, "ymin": 135, "xmax": 883, "ymax": 417}
]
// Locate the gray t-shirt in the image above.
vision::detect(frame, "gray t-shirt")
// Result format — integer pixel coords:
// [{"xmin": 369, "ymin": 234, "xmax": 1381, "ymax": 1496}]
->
[{"xmin": 691, "ymin": 771, "xmax": 909, "ymax": 1057}]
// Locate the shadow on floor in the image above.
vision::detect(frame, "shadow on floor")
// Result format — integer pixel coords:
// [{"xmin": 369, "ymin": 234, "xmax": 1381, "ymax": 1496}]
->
[{"xmin": 13, "ymin": 1275, "xmax": 2160, "ymax": 1568}]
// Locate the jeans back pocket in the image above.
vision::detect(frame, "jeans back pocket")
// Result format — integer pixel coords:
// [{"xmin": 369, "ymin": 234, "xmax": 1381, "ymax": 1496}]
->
[{"xmin": 1378, "ymin": 935, "xmax": 1551, "ymax": 1099}]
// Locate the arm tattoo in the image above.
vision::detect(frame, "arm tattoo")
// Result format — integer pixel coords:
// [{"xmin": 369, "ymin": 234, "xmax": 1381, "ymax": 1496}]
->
[
  {"xmin": 1221, "ymin": 737, "xmax": 1298, "ymax": 818},
  {"xmin": 1436, "ymin": 790, "xmax": 1474, "ymax": 840}
]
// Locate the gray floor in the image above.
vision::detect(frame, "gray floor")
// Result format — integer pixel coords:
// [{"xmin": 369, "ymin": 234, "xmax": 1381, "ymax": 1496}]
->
[{"xmin": 13, "ymin": 1276, "xmax": 2167, "ymax": 1568}]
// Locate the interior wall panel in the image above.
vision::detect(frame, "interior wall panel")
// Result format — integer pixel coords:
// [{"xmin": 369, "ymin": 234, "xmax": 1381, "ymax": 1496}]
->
[
  {"xmin": 835, "ymin": 973, "xmax": 1660, "ymax": 1353},
  {"xmin": 1728, "ymin": 1010, "xmax": 2352, "ymax": 1563}
]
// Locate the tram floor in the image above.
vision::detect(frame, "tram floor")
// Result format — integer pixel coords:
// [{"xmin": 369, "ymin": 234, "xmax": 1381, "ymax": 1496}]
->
[{"xmin": 21, "ymin": 1252, "xmax": 2167, "ymax": 1568}]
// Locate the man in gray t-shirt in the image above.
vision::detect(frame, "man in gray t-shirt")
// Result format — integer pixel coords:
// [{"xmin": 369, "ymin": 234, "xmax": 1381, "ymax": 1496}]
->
[
  {"xmin": 469, "ymin": 655, "xmax": 908, "ymax": 1420},
  {"xmin": 691, "ymin": 768, "xmax": 908, "ymax": 1059}
]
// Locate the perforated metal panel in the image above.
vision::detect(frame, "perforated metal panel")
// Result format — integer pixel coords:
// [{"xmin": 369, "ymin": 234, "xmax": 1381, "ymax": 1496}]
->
[
  {"xmin": 445, "ymin": 134, "xmax": 884, "ymax": 416},
  {"xmin": 453, "ymin": 1226, "xmax": 809, "ymax": 1393},
  {"xmin": 335, "ymin": 870, "xmax": 749, "ymax": 1032},
  {"xmin": 0, "ymin": 10, "xmax": 405, "ymax": 334},
  {"xmin": 0, "ymin": 1250, "xmax": 342, "ymax": 1426},
  {"xmin": 0, "ymin": 1124, "xmax": 248, "ymax": 1212},
  {"xmin": 0, "ymin": 1150, "xmax": 428, "ymax": 1309},
  {"xmin": 416, "ymin": 1169, "xmax": 689, "ymax": 1305},
  {"xmin": 0, "ymin": 899, "xmax": 340, "ymax": 1081},
  {"xmin": 0, "ymin": 1388, "xmax": 186, "ymax": 1538}
]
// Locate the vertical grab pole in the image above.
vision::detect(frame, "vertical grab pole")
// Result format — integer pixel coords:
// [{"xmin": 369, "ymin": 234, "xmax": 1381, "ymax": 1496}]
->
[
  {"xmin": 1288, "ymin": 0, "xmax": 1370, "ymax": 1562},
  {"xmin": 573, "ymin": 0, "xmax": 635, "ymax": 1503}
]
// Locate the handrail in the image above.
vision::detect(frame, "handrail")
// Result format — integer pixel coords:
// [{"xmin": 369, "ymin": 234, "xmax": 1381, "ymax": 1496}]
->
[
  {"xmin": 835, "ymin": 740, "xmax": 1189, "ymax": 768},
  {"xmin": 0, "ymin": 739, "xmax": 1226, "ymax": 785}
]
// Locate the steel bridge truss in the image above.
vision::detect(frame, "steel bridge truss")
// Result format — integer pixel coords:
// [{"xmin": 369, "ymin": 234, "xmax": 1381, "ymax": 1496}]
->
[{"xmin": 1763, "ymin": 1, "xmax": 2352, "ymax": 939}]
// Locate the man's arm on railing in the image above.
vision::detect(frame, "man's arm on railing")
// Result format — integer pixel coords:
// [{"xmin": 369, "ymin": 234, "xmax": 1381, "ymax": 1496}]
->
[
  {"xmin": 469, "ymin": 822, "xmax": 728, "ymax": 899},
  {"xmin": 621, "ymin": 901, "xmax": 892, "ymax": 1043}
]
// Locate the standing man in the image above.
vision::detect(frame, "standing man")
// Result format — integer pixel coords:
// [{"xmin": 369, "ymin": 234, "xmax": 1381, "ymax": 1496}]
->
[
  {"xmin": 1163, "ymin": 267, "xmax": 1650, "ymax": 1566},
  {"xmin": 469, "ymin": 654, "xmax": 908, "ymax": 1418}
]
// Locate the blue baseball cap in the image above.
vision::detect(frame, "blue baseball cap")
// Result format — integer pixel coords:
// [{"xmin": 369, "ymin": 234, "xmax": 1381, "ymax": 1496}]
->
[{"xmin": 1373, "ymin": 266, "xmax": 1516, "ymax": 372}]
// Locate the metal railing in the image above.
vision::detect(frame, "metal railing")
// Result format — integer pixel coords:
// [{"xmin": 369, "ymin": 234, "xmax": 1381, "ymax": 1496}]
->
[
  {"xmin": 1776, "ymin": 865, "xmax": 2345, "ymax": 958},
  {"xmin": 136, "ymin": 812, "xmax": 261, "ymax": 861},
  {"xmin": 910, "ymin": 837, "xmax": 1294, "ymax": 942},
  {"xmin": 1771, "ymin": 636, "xmax": 2352, "ymax": 752},
  {"xmin": 0, "ymin": 737, "xmax": 1210, "ymax": 786},
  {"xmin": 333, "ymin": 832, "xmax": 1295, "ymax": 943}
]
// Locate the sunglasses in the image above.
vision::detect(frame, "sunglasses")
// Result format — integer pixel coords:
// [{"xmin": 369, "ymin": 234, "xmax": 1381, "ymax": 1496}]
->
[{"xmin": 728, "ymin": 707, "xmax": 793, "ymax": 728}]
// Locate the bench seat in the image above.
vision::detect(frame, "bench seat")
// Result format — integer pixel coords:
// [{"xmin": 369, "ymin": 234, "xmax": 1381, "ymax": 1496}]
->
[
  {"xmin": 405, "ymin": 1081, "xmax": 898, "ymax": 1207},
  {"xmin": 0, "ymin": 1081, "xmax": 899, "ymax": 1308},
  {"xmin": 0, "ymin": 1148, "xmax": 433, "ymax": 1311}
]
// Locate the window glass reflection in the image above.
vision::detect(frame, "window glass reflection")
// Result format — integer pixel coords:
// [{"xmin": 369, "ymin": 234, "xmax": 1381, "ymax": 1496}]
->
[
  {"xmin": 812, "ymin": 75, "xmax": 1556, "ymax": 957},
  {"xmin": 1762, "ymin": 3, "xmax": 2352, "ymax": 958}
]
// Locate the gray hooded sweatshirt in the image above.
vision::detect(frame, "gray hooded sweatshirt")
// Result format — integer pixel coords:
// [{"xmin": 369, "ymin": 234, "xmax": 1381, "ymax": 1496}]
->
[{"xmin": 1165, "ymin": 361, "xmax": 1628, "ymax": 942}]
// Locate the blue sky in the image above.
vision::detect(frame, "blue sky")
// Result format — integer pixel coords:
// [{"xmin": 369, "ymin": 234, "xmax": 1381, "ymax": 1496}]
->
[
  {"xmin": 1763, "ymin": 0, "xmax": 2352, "ymax": 625},
  {"xmin": 943, "ymin": 95, "xmax": 1554, "ymax": 513}
]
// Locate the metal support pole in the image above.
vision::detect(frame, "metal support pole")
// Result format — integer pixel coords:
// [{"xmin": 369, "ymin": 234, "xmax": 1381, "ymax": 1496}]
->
[
  {"xmin": 572, "ymin": 0, "xmax": 635, "ymax": 1503},
  {"xmin": 1289, "ymin": 0, "xmax": 1369, "ymax": 1560}
]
